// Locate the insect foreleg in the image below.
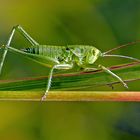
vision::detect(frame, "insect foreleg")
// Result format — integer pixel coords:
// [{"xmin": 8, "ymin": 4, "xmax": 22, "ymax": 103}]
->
[
  {"xmin": 41, "ymin": 64, "xmax": 73, "ymax": 101},
  {"xmin": 98, "ymin": 65, "xmax": 128, "ymax": 88}
]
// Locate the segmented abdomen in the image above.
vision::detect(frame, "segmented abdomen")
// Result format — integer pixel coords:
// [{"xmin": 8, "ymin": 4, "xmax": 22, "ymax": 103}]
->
[{"xmin": 22, "ymin": 45, "xmax": 64, "ymax": 59}]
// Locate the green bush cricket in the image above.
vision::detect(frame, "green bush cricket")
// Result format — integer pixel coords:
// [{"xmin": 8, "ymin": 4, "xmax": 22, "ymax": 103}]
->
[{"xmin": 1, "ymin": 25, "xmax": 140, "ymax": 101}]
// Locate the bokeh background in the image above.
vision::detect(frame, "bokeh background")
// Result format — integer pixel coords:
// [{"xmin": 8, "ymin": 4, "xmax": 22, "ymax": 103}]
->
[{"xmin": 0, "ymin": 0, "xmax": 140, "ymax": 139}]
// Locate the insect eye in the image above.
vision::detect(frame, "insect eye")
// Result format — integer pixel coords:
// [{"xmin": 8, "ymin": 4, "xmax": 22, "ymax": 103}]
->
[{"xmin": 66, "ymin": 47, "xmax": 70, "ymax": 51}]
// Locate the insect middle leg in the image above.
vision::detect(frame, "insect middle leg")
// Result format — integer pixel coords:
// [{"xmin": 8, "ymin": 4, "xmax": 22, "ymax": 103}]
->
[
  {"xmin": 98, "ymin": 65, "xmax": 128, "ymax": 88},
  {"xmin": 41, "ymin": 64, "xmax": 73, "ymax": 101}
]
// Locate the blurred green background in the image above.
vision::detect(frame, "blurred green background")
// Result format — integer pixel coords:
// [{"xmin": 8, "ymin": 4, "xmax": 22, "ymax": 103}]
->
[{"xmin": 0, "ymin": 0, "xmax": 140, "ymax": 139}]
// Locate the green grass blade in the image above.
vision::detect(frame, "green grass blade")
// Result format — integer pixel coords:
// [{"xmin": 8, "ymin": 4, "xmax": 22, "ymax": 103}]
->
[
  {"xmin": 0, "ymin": 62, "xmax": 140, "ymax": 101},
  {"xmin": 0, "ymin": 91, "xmax": 140, "ymax": 101},
  {"xmin": 0, "ymin": 62, "xmax": 140, "ymax": 91}
]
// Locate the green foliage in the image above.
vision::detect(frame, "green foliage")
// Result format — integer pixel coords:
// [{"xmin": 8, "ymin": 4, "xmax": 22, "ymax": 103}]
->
[
  {"xmin": 1, "ymin": 0, "xmax": 140, "ymax": 139},
  {"xmin": 0, "ymin": 62, "xmax": 139, "ymax": 91}
]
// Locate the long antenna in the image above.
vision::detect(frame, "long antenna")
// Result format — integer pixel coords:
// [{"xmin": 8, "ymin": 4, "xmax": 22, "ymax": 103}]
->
[
  {"xmin": 103, "ymin": 40, "xmax": 140, "ymax": 55},
  {"xmin": 103, "ymin": 54, "xmax": 140, "ymax": 62}
]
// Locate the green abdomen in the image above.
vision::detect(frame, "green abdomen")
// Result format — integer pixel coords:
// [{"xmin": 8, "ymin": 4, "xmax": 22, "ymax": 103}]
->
[{"xmin": 23, "ymin": 45, "xmax": 64, "ymax": 59}]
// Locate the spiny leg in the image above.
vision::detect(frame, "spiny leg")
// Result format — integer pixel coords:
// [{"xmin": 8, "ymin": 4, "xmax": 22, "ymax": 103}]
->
[
  {"xmin": 41, "ymin": 66, "xmax": 55, "ymax": 101},
  {"xmin": 15, "ymin": 25, "xmax": 39, "ymax": 46},
  {"xmin": 0, "ymin": 28, "xmax": 15, "ymax": 74},
  {"xmin": 98, "ymin": 65, "xmax": 128, "ymax": 88},
  {"xmin": 84, "ymin": 67, "xmax": 115, "ymax": 89},
  {"xmin": 0, "ymin": 25, "xmax": 39, "ymax": 75},
  {"xmin": 6, "ymin": 25, "xmax": 39, "ymax": 46},
  {"xmin": 41, "ymin": 64, "xmax": 73, "ymax": 101}
]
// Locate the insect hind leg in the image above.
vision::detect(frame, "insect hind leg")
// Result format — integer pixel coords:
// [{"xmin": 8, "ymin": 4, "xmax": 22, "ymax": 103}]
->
[
  {"xmin": 0, "ymin": 27, "xmax": 16, "ymax": 75},
  {"xmin": 0, "ymin": 25, "xmax": 39, "ymax": 75},
  {"xmin": 14, "ymin": 25, "xmax": 39, "ymax": 46}
]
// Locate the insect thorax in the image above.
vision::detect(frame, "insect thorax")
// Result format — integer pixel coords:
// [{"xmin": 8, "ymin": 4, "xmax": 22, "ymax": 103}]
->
[
  {"xmin": 67, "ymin": 45, "xmax": 102, "ymax": 67},
  {"xmin": 22, "ymin": 45, "xmax": 102, "ymax": 67}
]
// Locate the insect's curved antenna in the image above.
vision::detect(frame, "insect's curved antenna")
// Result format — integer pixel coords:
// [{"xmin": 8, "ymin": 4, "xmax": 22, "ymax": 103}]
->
[
  {"xmin": 102, "ymin": 54, "xmax": 140, "ymax": 62},
  {"xmin": 103, "ymin": 40, "xmax": 140, "ymax": 55}
]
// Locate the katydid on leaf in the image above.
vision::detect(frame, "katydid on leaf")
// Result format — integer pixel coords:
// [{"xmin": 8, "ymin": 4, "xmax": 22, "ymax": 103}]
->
[{"xmin": 0, "ymin": 25, "xmax": 140, "ymax": 101}]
